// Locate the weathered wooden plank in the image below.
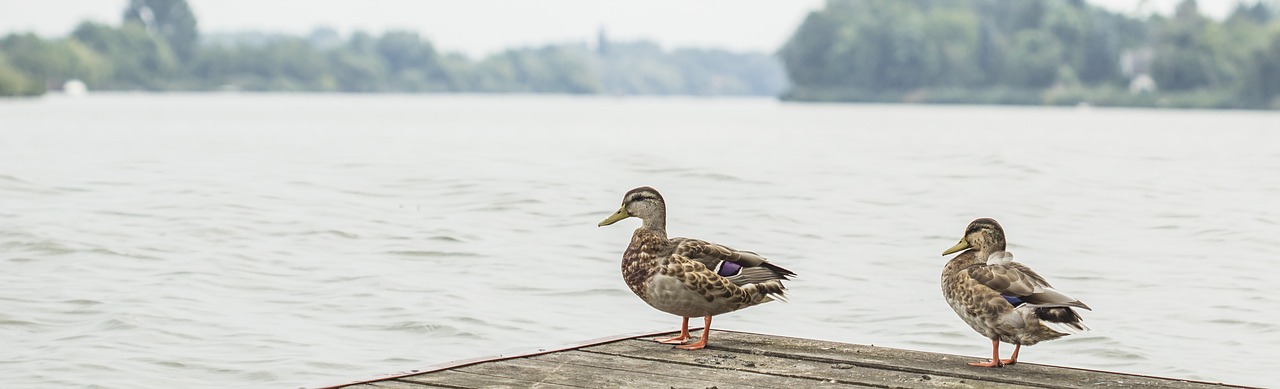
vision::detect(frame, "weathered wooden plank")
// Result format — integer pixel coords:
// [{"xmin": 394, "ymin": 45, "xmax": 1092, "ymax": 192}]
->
[
  {"xmin": 327, "ymin": 329, "xmax": 1248, "ymax": 389},
  {"xmin": 704, "ymin": 330, "xmax": 1235, "ymax": 389},
  {"xmin": 441, "ymin": 353, "xmax": 778, "ymax": 388},
  {"xmin": 317, "ymin": 329, "xmax": 684, "ymax": 389},
  {"xmin": 344, "ymin": 381, "xmax": 451, "ymax": 389},
  {"xmin": 397, "ymin": 368, "xmax": 587, "ymax": 388},
  {"xmin": 526, "ymin": 350, "xmax": 857, "ymax": 388},
  {"xmin": 581, "ymin": 338, "xmax": 1032, "ymax": 389}
]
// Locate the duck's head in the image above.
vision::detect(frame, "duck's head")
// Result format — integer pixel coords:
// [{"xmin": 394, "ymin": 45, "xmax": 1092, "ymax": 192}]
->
[
  {"xmin": 598, "ymin": 186, "xmax": 665, "ymax": 227},
  {"xmin": 942, "ymin": 218, "xmax": 1006, "ymax": 255}
]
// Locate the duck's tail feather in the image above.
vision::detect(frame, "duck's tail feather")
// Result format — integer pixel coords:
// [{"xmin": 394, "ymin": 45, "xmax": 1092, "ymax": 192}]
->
[
  {"xmin": 1036, "ymin": 306, "xmax": 1090, "ymax": 334},
  {"xmin": 761, "ymin": 260, "xmax": 797, "ymax": 280},
  {"xmin": 748, "ymin": 280, "xmax": 788, "ymax": 303}
]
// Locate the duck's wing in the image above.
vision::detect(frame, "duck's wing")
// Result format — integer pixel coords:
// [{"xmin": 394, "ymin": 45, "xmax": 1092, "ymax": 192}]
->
[
  {"xmin": 966, "ymin": 252, "xmax": 1089, "ymax": 310},
  {"xmin": 670, "ymin": 237, "xmax": 796, "ymax": 287},
  {"xmin": 660, "ymin": 254, "xmax": 789, "ymax": 307}
]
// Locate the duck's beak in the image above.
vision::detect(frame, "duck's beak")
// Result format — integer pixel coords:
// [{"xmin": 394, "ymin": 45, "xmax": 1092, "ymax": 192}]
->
[
  {"xmin": 598, "ymin": 206, "xmax": 630, "ymax": 226},
  {"xmin": 942, "ymin": 239, "xmax": 969, "ymax": 255}
]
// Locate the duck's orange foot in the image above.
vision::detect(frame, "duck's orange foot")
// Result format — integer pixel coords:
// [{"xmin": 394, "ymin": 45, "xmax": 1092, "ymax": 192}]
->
[
  {"xmin": 674, "ymin": 341, "xmax": 706, "ymax": 351},
  {"xmin": 999, "ymin": 359, "xmax": 1017, "ymax": 366},
  {"xmin": 968, "ymin": 360, "xmax": 1003, "ymax": 368},
  {"xmin": 653, "ymin": 335, "xmax": 690, "ymax": 344}
]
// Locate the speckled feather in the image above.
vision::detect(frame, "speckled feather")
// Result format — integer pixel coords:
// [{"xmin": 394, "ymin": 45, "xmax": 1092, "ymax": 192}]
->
[
  {"xmin": 942, "ymin": 218, "xmax": 1089, "ymax": 347},
  {"xmin": 943, "ymin": 250, "xmax": 1075, "ymax": 345},
  {"xmin": 606, "ymin": 187, "xmax": 793, "ymax": 319}
]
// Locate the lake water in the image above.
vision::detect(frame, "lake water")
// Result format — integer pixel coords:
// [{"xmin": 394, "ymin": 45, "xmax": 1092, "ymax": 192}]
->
[{"xmin": 1, "ymin": 94, "xmax": 1277, "ymax": 388}]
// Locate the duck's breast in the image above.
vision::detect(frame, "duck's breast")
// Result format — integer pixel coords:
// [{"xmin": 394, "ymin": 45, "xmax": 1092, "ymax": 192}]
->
[{"xmin": 643, "ymin": 272, "xmax": 744, "ymax": 318}]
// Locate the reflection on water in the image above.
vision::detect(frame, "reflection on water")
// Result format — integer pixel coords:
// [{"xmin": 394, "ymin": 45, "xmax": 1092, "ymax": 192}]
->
[{"xmin": 1, "ymin": 94, "xmax": 1278, "ymax": 388}]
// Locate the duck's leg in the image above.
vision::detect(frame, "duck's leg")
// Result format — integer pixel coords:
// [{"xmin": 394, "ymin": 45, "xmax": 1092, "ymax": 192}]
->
[
  {"xmin": 654, "ymin": 317, "xmax": 691, "ymax": 344},
  {"xmin": 675, "ymin": 316, "xmax": 712, "ymax": 350},
  {"xmin": 1000, "ymin": 344, "xmax": 1021, "ymax": 365},
  {"xmin": 968, "ymin": 339, "xmax": 1003, "ymax": 367}
]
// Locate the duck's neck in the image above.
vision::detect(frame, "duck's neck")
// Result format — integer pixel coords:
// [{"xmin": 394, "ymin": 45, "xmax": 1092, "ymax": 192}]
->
[{"xmin": 638, "ymin": 214, "xmax": 667, "ymax": 239}]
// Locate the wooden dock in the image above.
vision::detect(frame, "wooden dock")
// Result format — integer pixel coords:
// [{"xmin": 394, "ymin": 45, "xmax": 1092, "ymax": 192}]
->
[{"xmin": 315, "ymin": 329, "xmax": 1246, "ymax": 389}]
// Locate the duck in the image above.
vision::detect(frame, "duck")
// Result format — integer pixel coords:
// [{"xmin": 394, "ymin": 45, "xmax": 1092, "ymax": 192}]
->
[
  {"xmin": 598, "ymin": 186, "xmax": 795, "ymax": 350},
  {"xmin": 941, "ymin": 218, "xmax": 1091, "ymax": 367}
]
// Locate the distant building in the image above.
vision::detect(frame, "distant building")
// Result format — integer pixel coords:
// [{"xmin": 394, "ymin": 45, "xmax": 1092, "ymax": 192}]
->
[
  {"xmin": 1120, "ymin": 48, "xmax": 1157, "ymax": 94},
  {"xmin": 1129, "ymin": 74, "xmax": 1157, "ymax": 94},
  {"xmin": 62, "ymin": 79, "xmax": 87, "ymax": 97}
]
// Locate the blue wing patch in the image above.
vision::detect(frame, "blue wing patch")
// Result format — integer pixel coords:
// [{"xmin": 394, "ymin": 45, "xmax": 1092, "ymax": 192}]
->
[
  {"xmin": 1002, "ymin": 295, "xmax": 1025, "ymax": 307},
  {"xmin": 716, "ymin": 261, "xmax": 742, "ymax": 277}
]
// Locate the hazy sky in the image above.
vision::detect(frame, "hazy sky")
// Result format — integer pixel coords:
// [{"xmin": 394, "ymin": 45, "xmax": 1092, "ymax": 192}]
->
[{"xmin": 0, "ymin": 0, "xmax": 1254, "ymax": 57}]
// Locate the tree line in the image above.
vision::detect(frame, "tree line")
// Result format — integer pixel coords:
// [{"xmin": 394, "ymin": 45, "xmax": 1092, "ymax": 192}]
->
[
  {"xmin": 5, "ymin": 0, "xmax": 1279, "ymax": 110},
  {"xmin": 0, "ymin": 0, "xmax": 784, "ymax": 97},
  {"xmin": 779, "ymin": 0, "xmax": 1280, "ymax": 109}
]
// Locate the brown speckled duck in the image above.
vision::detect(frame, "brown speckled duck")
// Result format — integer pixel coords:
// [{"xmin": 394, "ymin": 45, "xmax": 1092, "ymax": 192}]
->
[
  {"xmin": 941, "ymin": 218, "xmax": 1091, "ymax": 367},
  {"xmin": 598, "ymin": 186, "xmax": 795, "ymax": 350}
]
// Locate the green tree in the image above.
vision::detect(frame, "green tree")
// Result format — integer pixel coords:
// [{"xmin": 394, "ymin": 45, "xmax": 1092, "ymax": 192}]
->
[
  {"xmin": 1150, "ymin": 0, "xmax": 1235, "ymax": 91},
  {"xmin": 1003, "ymin": 30, "xmax": 1065, "ymax": 88},
  {"xmin": 123, "ymin": 0, "xmax": 199, "ymax": 63},
  {"xmin": 375, "ymin": 31, "xmax": 456, "ymax": 91},
  {"xmin": 596, "ymin": 41, "xmax": 684, "ymax": 94},
  {"xmin": 188, "ymin": 37, "xmax": 331, "ymax": 91},
  {"xmin": 0, "ymin": 33, "xmax": 112, "ymax": 88},
  {"xmin": 777, "ymin": 0, "xmax": 1278, "ymax": 108},
  {"xmin": 72, "ymin": 21, "xmax": 177, "ymax": 89},
  {"xmin": 0, "ymin": 54, "xmax": 44, "ymax": 96},
  {"xmin": 1239, "ymin": 25, "xmax": 1280, "ymax": 107},
  {"xmin": 328, "ymin": 32, "xmax": 386, "ymax": 92},
  {"xmin": 667, "ymin": 48, "xmax": 786, "ymax": 95},
  {"xmin": 478, "ymin": 46, "xmax": 598, "ymax": 94},
  {"xmin": 781, "ymin": 0, "xmax": 987, "ymax": 95},
  {"xmin": 778, "ymin": 10, "xmax": 845, "ymax": 89}
]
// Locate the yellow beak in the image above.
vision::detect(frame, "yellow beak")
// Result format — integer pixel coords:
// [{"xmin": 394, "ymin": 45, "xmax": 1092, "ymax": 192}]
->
[
  {"xmin": 942, "ymin": 239, "xmax": 969, "ymax": 255},
  {"xmin": 598, "ymin": 206, "xmax": 630, "ymax": 226}
]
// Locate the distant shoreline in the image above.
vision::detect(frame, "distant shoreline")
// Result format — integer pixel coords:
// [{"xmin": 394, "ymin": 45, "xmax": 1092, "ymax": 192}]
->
[{"xmin": 780, "ymin": 86, "xmax": 1277, "ymax": 111}]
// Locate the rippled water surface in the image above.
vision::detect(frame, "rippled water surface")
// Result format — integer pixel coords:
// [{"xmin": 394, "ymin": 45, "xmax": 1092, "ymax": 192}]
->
[{"xmin": 2, "ymin": 94, "xmax": 1278, "ymax": 388}]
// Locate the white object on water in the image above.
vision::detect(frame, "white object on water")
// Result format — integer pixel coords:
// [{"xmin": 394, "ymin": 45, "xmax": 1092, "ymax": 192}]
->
[{"xmin": 63, "ymin": 79, "xmax": 88, "ymax": 97}]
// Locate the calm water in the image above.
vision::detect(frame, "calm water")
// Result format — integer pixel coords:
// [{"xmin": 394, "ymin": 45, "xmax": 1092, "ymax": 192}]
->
[{"xmin": 1, "ymin": 94, "xmax": 1278, "ymax": 388}]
